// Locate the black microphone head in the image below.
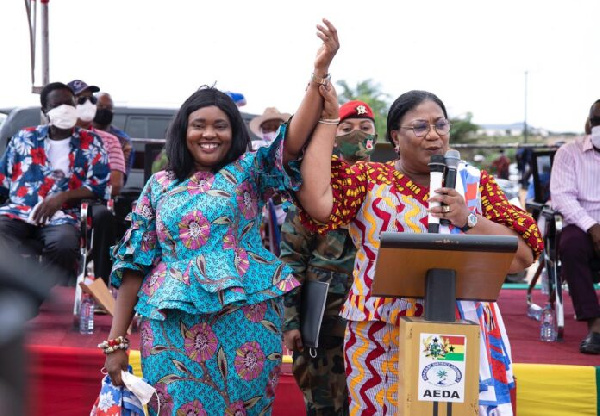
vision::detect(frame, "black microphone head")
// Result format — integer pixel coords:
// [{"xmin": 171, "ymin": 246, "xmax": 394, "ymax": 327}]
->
[
  {"xmin": 444, "ymin": 149, "xmax": 461, "ymax": 169},
  {"xmin": 428, "ymin": 154, "xmax": 445, "ymax": 172}
]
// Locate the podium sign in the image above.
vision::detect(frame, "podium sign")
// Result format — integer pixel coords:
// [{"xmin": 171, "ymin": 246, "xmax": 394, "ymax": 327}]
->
[
  {"xmin": 398, "ymin": 317, "xmax": 480, "ymax": 416},
  {"xmin": 371, "ymin": 233, "xmax": 517, "ymax": 414}
]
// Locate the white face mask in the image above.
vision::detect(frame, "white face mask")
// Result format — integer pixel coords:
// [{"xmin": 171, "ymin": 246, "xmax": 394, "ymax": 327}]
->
[
  {"xmin": 46, "ymin": 105, "xmax": 78, "ymax": 130},
  {"xmin": 261, "ymin": 131, "xmax": 278, "ymax": 143},
  {"xmin": 591, "ymin": 125, "xmax": 600, "ymax": 148},
  {"xmin": 76, "ymin": 100, "xmax": 97, "ymax": 122}
]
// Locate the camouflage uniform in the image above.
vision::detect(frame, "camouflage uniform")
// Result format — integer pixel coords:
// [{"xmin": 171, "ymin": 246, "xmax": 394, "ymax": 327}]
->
[{"xmin": 281, "ymin": 205, "xmax": 357, "ymax": 416}]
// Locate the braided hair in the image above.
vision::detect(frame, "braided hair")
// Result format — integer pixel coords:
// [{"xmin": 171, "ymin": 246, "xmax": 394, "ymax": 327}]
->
[{"xmin": 386, "ymin": 90, "xmax": 448, "ymax": 145}]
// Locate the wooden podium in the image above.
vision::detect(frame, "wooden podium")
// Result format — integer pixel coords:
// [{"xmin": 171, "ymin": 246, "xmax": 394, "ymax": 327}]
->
[{"xmin": 372, "ymin": 233, "xmax": 517, "ymax": 416}]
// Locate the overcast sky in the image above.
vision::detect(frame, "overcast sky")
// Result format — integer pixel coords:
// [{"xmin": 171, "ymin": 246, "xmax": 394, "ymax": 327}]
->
[{"xmin": 1, "ymin": 0, "xmax": 598, "ymax": 133}]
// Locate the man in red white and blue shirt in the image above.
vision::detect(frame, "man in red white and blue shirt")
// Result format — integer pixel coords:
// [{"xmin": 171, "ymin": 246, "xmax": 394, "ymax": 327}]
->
[{"xmin": 0, "ymin": 82, "xmax": 110, "ymax": 285}]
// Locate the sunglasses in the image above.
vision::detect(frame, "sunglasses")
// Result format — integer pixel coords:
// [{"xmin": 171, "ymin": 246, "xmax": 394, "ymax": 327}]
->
[
  {"xmin": 590, "ymin": 116, "xmax": 600, "ymax": 126},
  {"xmin": 77, "ymin": 96, "xmax": 97, "ymax": 105}
]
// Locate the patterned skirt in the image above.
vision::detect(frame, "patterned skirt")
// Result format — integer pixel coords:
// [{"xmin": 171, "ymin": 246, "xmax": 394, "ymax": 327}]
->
[
  {"xmin": 344, "ymin": 301, "xmax": 514, "ymax": 416},
  {"xmin": 139, "ymin": 298, "xmax": 283, "ymax": 415}
]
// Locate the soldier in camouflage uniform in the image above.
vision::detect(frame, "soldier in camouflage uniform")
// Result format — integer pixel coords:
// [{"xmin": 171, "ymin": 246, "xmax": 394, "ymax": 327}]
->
[{"xmin": 281, "ymin": 100, "xmax": 377, "ymax": 416}]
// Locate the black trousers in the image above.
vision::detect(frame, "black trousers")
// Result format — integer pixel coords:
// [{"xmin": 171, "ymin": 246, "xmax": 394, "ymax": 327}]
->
[
  {"xmin": 0, "ymin": 216, "xmax": 79, "ymax": 285},
  {"xmin": 560, "ymin": 225, "xmax": 600, "ymax": 321},
  {"xmin": 91, "ymin": 204, "xmax": 116, "ymax": 285}
]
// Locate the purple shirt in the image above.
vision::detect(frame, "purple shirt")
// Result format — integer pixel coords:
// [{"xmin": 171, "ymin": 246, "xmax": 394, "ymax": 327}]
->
[{"xmin": 550, "ymin": 135, "xmax": 600, "ymax": 232}]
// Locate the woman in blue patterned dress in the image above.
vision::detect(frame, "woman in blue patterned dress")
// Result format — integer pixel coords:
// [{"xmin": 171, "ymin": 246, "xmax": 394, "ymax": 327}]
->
[{"xmin": 104, "ymin": 19, "xmax": 339, "ymax": 416}]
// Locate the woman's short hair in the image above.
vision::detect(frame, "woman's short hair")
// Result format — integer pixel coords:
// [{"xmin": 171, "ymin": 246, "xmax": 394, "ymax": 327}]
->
[
  {"xmin": 386, "ymin": 90, "xmax": 448, "ymax": 144},
  {"xmin": 166, "ymin": 86, "xmax": 251, "ymax": 180}
]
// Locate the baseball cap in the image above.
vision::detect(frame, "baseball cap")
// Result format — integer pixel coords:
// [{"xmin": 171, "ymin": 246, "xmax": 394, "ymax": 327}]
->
[{"xmin": 67, "ymin": 79, "xmax": 100, "ymax": 95}]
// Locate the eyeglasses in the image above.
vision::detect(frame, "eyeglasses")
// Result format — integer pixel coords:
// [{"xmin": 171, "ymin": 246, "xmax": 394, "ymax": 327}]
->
[
  {"xmin": 400, "ymin": 119, "xmax": 451, "ymax": 137},
  {"xmin": 77, "ymin": 96, "xmax": 97, "ymax": 105}
]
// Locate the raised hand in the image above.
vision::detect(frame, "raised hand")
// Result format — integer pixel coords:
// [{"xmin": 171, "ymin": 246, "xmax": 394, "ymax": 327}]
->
[{"xmin": 314, "ymin": 19, "xmax": 339, "ymax": 76}]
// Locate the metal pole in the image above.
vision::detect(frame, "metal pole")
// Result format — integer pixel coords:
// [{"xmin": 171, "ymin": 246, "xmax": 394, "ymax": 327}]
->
[
  {"xmin": 24, "ymin": 0, "xmax": 35, "ymax": 87},
  {"xmin": 523, "ymin": 70, "xmax": 528, "ymax": 144},
  {"xmin": 41, "ymin": 0, "xmax": 49, "ymax": 86},
  {"xmin": 32, "ymin": 0, "xmax": 38, "ymax": 61}
]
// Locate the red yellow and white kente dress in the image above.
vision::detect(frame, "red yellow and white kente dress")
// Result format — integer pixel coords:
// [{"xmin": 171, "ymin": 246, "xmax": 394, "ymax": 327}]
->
[{"xmin": 301, "ymin": 160, "xmax": 543, "ymax": 416}]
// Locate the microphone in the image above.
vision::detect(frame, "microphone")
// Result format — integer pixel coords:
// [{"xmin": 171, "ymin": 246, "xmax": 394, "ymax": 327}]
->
[
  {"xmin": 428, "ymin": 154, "xmax": 445, "ymax": 233},
  {"xmin": 440, "ymin": 149, "xmax": 461, "ymax": 226}
]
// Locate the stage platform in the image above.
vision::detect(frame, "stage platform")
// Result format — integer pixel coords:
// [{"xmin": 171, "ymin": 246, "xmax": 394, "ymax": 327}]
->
[{"xmin": 24, "ymin": 286, "xmax": 600, "ymax": 415}]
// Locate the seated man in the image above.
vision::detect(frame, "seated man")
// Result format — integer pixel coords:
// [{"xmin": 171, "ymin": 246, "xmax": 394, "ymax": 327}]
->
[
  {"xmin": 69, "ymin": 79, "xmax": 126, "ymax": 284},
  {"xmin": 550, "ymin": 98, "xmax": 600, "ymax": 354},
  {"xmin": 0, "ymin": 82, "xmax": 110, "ymax": 286},
  {"xmin": 93, "ymin": 92, "xmax": 134, "ymax": 181}
]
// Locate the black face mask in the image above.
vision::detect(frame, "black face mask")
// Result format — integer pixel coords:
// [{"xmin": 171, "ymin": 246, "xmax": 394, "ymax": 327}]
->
[{"xmin": 93, "ymin": 108, "xmax": 113, "ymax": 125}]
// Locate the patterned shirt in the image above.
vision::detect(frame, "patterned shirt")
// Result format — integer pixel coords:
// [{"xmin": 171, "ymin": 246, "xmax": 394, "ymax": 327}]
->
[
  {"xmin": 110, "ymin": 127, "xmax": 301, "ymax": 320},
  {"xmin": 301, "ymin": 160, "xmax": 543, "ymax": 325},
  {"xmin": 280, "ymin": 205, "xmax": 356, "ymax": 332},
  {"xmin": 550, "ymin": 135, "xmax": 600, "ymax": 232},
  {"xmin": 0, "ymin": 125, "xmax": 110, "ymax": 226}
]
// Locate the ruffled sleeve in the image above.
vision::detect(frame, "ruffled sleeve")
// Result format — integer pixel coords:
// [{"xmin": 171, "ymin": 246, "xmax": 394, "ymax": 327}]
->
[
  {"xmin": 252, "ymin": 123, "xmax": 302, "ymax": 204},
  {"xmin": 110, "ymin": 174, "xmax": 161, "ymax": 288},
  {"xmin": 480, "ymin": 170, "xmax": 544, "ymax": 259},
  {"xmin": 299, "ymin": 159, "xmax": 369, "ymax": 234}
]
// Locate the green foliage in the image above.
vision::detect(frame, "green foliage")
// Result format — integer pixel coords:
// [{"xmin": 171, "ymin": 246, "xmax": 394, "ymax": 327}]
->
[
  {"xmin": 449, "ymin": 112, "xmax": 479, "ymax": 144},
  {"xmin": 336, "ymin": 79, "xmax": 391, "ymax": 142}
]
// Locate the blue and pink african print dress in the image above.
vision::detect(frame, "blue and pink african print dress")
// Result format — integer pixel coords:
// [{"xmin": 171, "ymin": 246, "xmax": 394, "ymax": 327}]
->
[{"xmin": 111, "ymin": 132, "xmax": 300, "ymax": 415}]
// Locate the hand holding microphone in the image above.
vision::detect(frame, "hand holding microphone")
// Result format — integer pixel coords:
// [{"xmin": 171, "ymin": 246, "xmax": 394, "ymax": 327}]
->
[
  {"xmin": 440, "ymin": 149, "xmax": 460, "ymax": 226},
  {"xmin": 427, "ymin": 155, "xmax": 445, "ymax": 233},
  {"xmin": 428, "ymin": 149, "xmax": 471, "ymax": 229}
]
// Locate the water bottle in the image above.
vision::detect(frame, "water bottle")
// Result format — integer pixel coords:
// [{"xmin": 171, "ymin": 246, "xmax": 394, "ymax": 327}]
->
[
  {"xmin": 540, "ymin": 304, "xmax": 557, "ymax": 342},
  {"xmin": 79, "ymin": 293, "xmax": 95, "ymax": 335}
]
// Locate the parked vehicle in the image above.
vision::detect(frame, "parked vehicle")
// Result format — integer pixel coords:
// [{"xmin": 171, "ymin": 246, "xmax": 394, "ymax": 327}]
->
[{"xmin": 0, "ymin": 111, "xmax": 7, "ymax": 128}]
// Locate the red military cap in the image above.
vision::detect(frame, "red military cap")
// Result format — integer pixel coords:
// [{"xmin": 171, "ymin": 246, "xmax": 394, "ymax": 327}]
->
[{"xmin": 339, "ymin": 100, "xmax": 375, "ymax": 123}]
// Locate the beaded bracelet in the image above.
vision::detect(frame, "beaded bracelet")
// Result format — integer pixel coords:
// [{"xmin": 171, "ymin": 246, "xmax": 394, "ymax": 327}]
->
[
  {"xmin": 98, "ymin": 335, "xmax": 130, "ymax": 354},
  {"xmin": 318, "ymin": 117, "xmax": 340, "ymax": 125}
]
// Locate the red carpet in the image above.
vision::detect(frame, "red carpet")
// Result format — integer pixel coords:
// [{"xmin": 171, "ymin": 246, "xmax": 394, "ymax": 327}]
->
[
  {"xmin": 25, "ymin": 287, "xmax": 305, "ymax": 416},
  {"xmin": 24, "ymin": 286, "xmax": 599, "ymax": 415},
  {"xmin": 499, "ymin": 287, "xmax": 600, "ymax": 366}
]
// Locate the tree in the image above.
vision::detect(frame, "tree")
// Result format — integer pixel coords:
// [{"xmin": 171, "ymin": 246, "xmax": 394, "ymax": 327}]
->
[
  {"xmin": 336, "ymin": 79, "xmax": 391, "ymax": 142},
  {"xmin": 449, "ymin": 112, "xmax": 479, "ymax": 144}
]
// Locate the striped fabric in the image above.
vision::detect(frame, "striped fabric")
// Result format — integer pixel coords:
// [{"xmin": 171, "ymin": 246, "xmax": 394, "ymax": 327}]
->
[
  {"xmin": 93, "ymin": 128, "xmax": 126, "ymax": 174},
  {"xmin": 550, "ymin": 135, "xmax": 600, "ymax": 232},
  {"xmin": 344, "ymin": 321, "xmax": 399, "ymax": 416}
]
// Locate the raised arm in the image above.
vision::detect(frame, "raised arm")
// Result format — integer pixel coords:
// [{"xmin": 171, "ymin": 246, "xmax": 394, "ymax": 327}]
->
[
  {"xmin": 283, "ymin": 18, "xmax": 339, "ymax": 165},
  {"xmin": 295, "ymin": 82, "xmax": 339, "ymax": 223}
]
